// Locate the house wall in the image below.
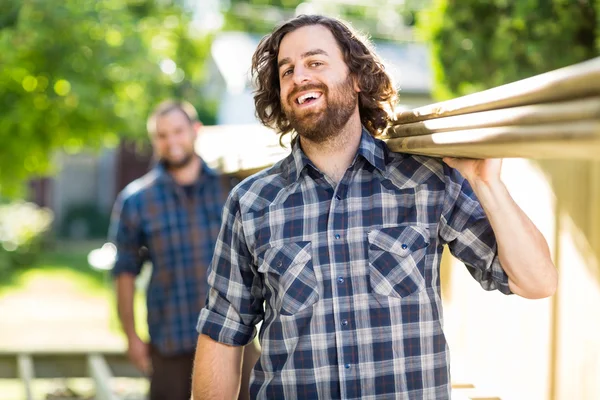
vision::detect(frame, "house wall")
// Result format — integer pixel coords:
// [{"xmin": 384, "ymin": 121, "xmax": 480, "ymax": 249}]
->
[{"xmin": 442, "ymin": 159, "xmax": 600, "ymax": 400}]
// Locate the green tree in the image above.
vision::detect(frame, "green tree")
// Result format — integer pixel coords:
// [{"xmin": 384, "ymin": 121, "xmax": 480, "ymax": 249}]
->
[
  {"xmin": 0, "ymin": 0, "xmax": 214, "ymax": 196},
  {"xmin": 220, "ymin": 0, "xmax": 430, "ymax": 41},
  {"xmin": 418, "ymin": 0, "xmax": 598, "ymax": 100}
]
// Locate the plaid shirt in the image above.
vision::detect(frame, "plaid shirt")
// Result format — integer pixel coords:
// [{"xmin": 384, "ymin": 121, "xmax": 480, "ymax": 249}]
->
[
  {"xmin": 198, "ymin": 130, "xmax": 511, "ymax": 399},
  {"xmin": 110, "ymin": 161, "xmax": 228, "ymax": 355}
]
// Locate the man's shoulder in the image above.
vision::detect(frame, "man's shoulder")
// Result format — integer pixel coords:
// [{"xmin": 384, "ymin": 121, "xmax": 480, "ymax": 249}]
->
[
  {"xmin": 117, "ymin": 169, "xmax": 162, "ymax": 203},
  {"xmin": 381, "ymin": 144, "xmax": 447, "ymax": 187},
  {"xmin": 228, "ymin": 155, "xmax": 293, "ymax": 211}
]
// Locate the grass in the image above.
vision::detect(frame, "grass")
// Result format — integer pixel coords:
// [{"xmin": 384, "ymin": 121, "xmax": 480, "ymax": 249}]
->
[
  {"xmin": 0, "ymin": 251, "xmax": 106, "ymax": 296},
  {"xmin": 0, "ymin": 240, "xmax": 148, "ymax": 342}
]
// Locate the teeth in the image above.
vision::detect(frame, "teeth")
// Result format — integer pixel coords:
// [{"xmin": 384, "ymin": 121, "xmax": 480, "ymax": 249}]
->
[{"xmin": 297, "ymin": 92, "xmax": 321, "ymax": 105}]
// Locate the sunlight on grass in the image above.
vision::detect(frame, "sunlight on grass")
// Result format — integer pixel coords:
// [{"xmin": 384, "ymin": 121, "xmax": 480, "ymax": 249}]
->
[
  {"xmin": 0, "ymin": 377, "xmax": 148, "ymax": 400},
  {"xmin": 0, "ymin": 248, "xmax": 148, "ymax": 344}
]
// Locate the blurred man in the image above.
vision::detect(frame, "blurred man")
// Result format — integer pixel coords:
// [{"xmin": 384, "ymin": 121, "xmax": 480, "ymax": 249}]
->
[
  {"xmin": 109, "ymin": 100, "xmax": 259, "ymax": 400},
  {"xmin": 193, "ymin": 15, "xmax": 557, "ymax": 399}
]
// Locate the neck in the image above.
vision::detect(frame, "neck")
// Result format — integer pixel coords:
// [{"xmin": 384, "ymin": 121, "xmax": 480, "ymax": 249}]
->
[
  {"xmin": 299, "ymin": 111, "xmax": 363, "ymax": 184},
  {"xmin": 168, "ymin": 156, "xmax": 202, "ymax": 185}
]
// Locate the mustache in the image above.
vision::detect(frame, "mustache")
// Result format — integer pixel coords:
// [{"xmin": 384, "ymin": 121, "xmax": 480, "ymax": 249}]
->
[{"xmin": 288, "ymin": 83, "xmax": 327, "ymax": 103}]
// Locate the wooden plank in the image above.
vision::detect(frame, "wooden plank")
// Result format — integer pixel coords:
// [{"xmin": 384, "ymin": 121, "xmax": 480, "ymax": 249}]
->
[
  {"xmin": 87, "ymin": 354, "xmax": 119, "ymax": 400},
  {"xmin": 385, "ymin": 121, "xmax": 600, "ymax": 160},
  {"xmin": 394, "ymin": 57, "xmax": 600, "ymax": 124},
  {"xmin": 0, "ymin": 351, "xmax": 141, "ymax": 379},
  {"xmin": 17, "ymin": 354, "xmax": 34, "ymax": 400},
  {"xmin": 589, "ymin": 161, "xmax": 600, "ymax": 261},
  {"xmin": 388, "ymin": 97, "xmax": 600, "ymax": 138}
]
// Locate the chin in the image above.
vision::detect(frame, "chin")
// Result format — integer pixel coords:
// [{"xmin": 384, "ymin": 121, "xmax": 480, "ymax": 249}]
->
[{"xmin": 162, "ymin": 154, "xmax": 194, "ymax": 169}]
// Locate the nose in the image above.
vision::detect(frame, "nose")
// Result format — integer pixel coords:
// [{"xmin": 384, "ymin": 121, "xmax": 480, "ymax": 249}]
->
[
  {"xmin": 164, "ymin": 133, "xmax": 180, "ymax": 148},
  {"xmin": 292, "ymin": 65, "xmax": 310, "ymax": 86}
]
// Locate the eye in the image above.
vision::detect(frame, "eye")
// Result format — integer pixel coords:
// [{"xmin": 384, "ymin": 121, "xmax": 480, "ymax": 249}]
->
[
  {"xmin": 282, "ymin": 68, "xmax": 293, "ymax": 77},
  {"xmin": 310, "ymin": 61, "xmax": 323, "ymax": 67}
]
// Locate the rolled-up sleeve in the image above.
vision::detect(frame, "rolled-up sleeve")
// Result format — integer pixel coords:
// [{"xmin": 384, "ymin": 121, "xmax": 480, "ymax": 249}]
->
[
  {"xmin": 197, "ymin": 190, "xmax": 264, "ymax": 346},
  {"xmin": 438, "ymin": 164, "xmax": 512, "ymax": 295},
  {"xmin": 109, "ymin": 193, "xmax": 144, "ymax": 277}
]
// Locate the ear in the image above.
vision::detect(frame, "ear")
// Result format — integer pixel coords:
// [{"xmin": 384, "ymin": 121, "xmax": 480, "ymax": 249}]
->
[
  {"xmin": 192, "ymin": 121, "xmax": 203, "ymax": 135},
  {"xmin": 352, "ymin": 74, "xmax": 361, "ymax": 93}
]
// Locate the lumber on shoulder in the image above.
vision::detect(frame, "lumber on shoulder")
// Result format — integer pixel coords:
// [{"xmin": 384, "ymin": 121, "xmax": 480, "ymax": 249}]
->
[
  {"xmin": 394, "ymin": 57, "xmax": 600, "ymax": 124},
  {"xmin": 387, "ymin": 97, "xmax": 600, "ymax": 138},
  {"xmin": 385, "ymin": 121, "xmax": 600, "ymax": 160}
]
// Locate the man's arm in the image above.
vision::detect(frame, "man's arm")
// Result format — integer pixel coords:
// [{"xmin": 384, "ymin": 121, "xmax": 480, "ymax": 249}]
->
[
  {"xmin": 115, "ymin": 272, "xmax": 150, "ymax": 373},
  {"xmin": 444, "ymin": 158, "xmax": 558, "ymax": 299},
  {"xmin": 239, "ymin": 338, "xmax": 261, "ymax": 400},
  {"xmin": 193, "ymin": 334, "xmax": 244, "ymax": 400},
  {"xmin": 109, "ymin": 193, "xmax": 149, "ymax": 373}
]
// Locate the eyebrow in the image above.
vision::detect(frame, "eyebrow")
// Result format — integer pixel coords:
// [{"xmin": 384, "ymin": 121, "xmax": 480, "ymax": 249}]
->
[{"xmin": 277, "ymin": 49, "xmax": 329, "ymax": 69}]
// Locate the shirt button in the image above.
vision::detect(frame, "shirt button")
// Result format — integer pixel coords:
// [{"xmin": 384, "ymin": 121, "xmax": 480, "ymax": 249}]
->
[
  {"xmin": 341, "ymin": 319, "xmax": 348, "ymax": 326},
  {"xmin": 337, "ymin": 277, "xmax": 344, "ymax": 284},
  {"xmin": 401, "ymin": 243, "xmax": 408, "ymax": 250},
  {"xmin": 345, "ymin": 363, "xmax": 351, "ymax": 369},
  {"xmin": 335, "ymin": 234, "xmax": 341, "ymax": 239},
  {"xmin": 335, "ymin": 195, "xmax": 341, "ymax": 200}
]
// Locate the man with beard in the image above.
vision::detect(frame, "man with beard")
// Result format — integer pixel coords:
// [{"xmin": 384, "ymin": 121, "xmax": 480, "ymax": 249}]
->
[
  {"xmin": 193, "ymin": 15, "xmax": 557, "ymax": 399},
  {"xmin": 109, "ymin": 100, "xmax": 259, "ymax": 400}
]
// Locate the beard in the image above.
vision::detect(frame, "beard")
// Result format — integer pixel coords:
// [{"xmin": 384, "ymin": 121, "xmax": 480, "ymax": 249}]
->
[
  {"xmin": 160, "ymin": 151, "xmax": 195, "ymax": 170},
  {"xmin": 283, "ymin": 74, "xmax": 358, "ymax": 144}
]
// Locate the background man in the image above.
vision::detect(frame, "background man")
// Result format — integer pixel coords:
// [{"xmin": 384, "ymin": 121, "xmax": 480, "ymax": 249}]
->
[{"xmin": 110, "ymin": 100, "xmax": 259, "ymax": 400}]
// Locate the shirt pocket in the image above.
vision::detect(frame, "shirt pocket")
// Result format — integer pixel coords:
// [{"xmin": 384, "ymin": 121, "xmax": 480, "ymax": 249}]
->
[
  {"xmin": 257, "ymin": 241, "xmax": 319, "ymax": 316},
  {"xmin": 367, "ymin": 225, "xmax": 430, "ymax": 298}
]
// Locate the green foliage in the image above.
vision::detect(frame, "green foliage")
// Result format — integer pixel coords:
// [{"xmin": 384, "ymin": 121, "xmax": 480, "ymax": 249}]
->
[
  {"xmin": 597, "ymin": 0, "xmax": 600, "ymax": 51},
  {"xmin": 60, "ymin": 203, "xmax": 110, "ymax": 239},
  {"xmin": 0, "ymin": 201, "xmax": 54, "ymax": 270},
  {"xmin": 221, "ymin": 0, "xmax": 429, "ymax": 41},
  {"xmin": 418, "ymin": 0, "xmax": 598, "ymax": 100},
  {"xmin": 0, "ymin": 0, "xmax": 214, "ymax": 196}
]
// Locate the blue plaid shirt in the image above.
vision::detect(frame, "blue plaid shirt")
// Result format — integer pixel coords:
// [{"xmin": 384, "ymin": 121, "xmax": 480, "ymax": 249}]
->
[
  {"xmin": 110, "ymin": 161, "xmax": 228, "ymax": 355},
  {"xmin": 198, "ymin": 130, "xmax": 511, "ymax": 399}
]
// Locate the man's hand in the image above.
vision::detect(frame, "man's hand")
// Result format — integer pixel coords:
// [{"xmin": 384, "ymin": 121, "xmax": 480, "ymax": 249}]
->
[
  {"xmin": 127, "ymin": 334, "xmax": 151, "ymax": 375},
  {"xmin": 443, "ymin": 157, "xmax": 502, "ymax": 185},
  {"xmin": 443, "ymin": 156, "xmax": 557, "ymax": 298}
]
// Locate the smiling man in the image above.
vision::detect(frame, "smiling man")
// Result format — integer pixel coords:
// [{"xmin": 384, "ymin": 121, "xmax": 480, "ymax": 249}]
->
[{"xmin": 193, "ymin": 15, "xmax": 557, "ymax": 399}]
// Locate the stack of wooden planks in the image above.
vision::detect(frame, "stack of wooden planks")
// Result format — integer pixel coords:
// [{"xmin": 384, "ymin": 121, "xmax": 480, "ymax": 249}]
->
[{"xmin": 384, "ymin": 57, "xmax": 600, "ymax": 160}]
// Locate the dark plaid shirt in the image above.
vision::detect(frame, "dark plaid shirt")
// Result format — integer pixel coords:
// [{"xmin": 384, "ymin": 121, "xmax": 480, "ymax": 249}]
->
[
  {"xmin": 198, "ymin": 130, "xmax": 511, "ymax": 399},
  {"xmin": 110, "ymin": 161, "xmax": 228, "ymax": 355}
]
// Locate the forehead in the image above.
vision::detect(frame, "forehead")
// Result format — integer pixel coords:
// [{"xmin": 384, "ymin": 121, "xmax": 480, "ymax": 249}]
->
[
  {"xmin": 156, "ymin": 109, "xmax": 190, "ymax": 127},
  {"xmin": 278, "ymin": 24, "xmax": 343, "ymax": 62},
  {"xmin": 151, "ymin": 109, "xmax": 192, "ymax": 136}
]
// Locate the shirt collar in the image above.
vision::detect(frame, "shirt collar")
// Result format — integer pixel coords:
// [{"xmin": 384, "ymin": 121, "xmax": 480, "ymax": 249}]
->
[
  {"xmin": 155, "ymin": 157, "xmax": 216, "ymax": 184},
  {"xmin": 289, "ymin": 128, "xmax": 388, "ymax": 183},
  {"xmin": 355, "ymin": 128, "xmax": 388, "ymax": 174}
]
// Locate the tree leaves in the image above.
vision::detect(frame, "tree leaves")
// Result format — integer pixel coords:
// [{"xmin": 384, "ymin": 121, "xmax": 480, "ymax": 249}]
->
[
  {"xmin": 0, "ymin": 0, "xmax": 213, "ymax": 197},
  {"xmin": 418, "ymin": 0, "xmax": 599, "ymax": 100}
]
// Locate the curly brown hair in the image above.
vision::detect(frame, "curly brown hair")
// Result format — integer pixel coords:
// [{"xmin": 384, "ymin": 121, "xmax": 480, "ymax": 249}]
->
[{"xmin": 251, "ymin": 14, "xmax": 397, "ymax": 142}]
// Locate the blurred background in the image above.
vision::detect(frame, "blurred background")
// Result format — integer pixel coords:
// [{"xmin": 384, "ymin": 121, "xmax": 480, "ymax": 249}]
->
[{"xmin": 0, "ymin": 0, "xmax": 599, "ymax": 399}]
